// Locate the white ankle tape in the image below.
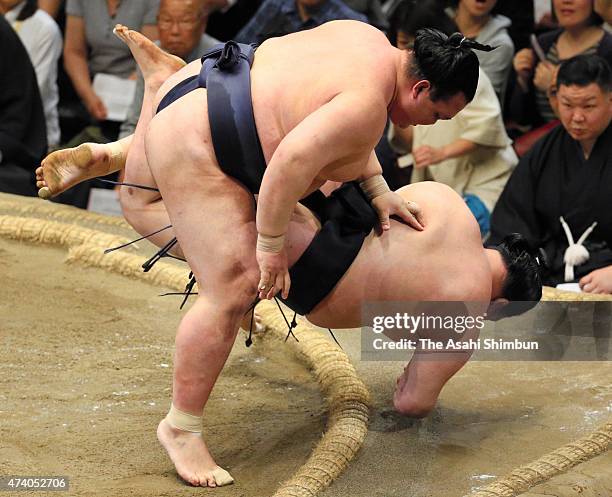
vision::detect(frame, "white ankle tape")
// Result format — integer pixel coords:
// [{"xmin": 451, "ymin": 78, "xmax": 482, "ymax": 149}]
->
[
  {"xmin": 107, "ymin": 141, "xmax": 126, "ymax": 173},
  {"xmin": 359, "ymin": 174, "xmax": 390, "ymax": 201},
  {"xmin": 165, "ymin": 404, "xmax": 203, "ymax": 433},
  {"xmin": 257, "ymin": 232, "xmax": 285, "ymax": 253}
]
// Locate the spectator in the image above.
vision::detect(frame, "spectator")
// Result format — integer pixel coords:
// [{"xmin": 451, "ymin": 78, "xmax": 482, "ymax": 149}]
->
[
  {"xmin": 2, "ymin": 0, "xmax": 62, "ymax": 149},
  {"xmin": 120, "ymin": 0, "xmax": 219, "ymax": 139},
  {"xmin": 63, "ymin": 0, "xmax": 159, "ymax": 141},
  {"xmin": 446, "ymin": 0, "xmax": 515, "ymax": 103},
  {"xmin": 489, "ymin": 55, "xmax": 612, "ymax": 292},
  {"xmin": 387, "ymin": 0, "xmax": 457, "ymax": 48},
  {"xmin": 509, "ymin": 0, "xmax": 612, "ymax": 129},
  {"xmin": 0, "ymin": 15, "xmax": 46, "ymax": 196},
  {"xmin": 234, "ymin": 0, "xmax": 368, "ymax": 46}
]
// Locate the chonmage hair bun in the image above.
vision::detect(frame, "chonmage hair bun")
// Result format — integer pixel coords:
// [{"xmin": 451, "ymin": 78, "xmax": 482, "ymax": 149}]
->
[
  {"xmin": 447, "ymin": 32, "xmax": 497, "ymax": 52},
  {"xmin": 447, "ymin": 32, "xmax": 465, "ymax": 48}
]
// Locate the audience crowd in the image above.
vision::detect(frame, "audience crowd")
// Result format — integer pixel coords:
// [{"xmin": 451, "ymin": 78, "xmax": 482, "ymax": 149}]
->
[{"xmin": 1, "ymin": 0, "xmax": 611, "ymax": 294}]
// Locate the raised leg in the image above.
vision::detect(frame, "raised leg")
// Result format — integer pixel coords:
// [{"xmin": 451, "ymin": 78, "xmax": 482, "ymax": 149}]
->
[
  {"xmin": 113, "ymin": 24, "xmax": 186, "ymax": 249},
  {"xmin": 36, "ymin": 137, "xmax": 132, "ymax": 199}
]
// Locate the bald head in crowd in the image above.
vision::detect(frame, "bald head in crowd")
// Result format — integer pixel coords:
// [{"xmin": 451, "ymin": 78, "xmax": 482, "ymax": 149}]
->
[{"xmin": 157, "ymin": 0, "xmax": 212, "ymax": 58}]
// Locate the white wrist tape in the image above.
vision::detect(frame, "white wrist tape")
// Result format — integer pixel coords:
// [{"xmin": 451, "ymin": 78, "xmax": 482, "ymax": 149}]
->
[
  {"xmin": 257, "ymin": 233, "xmax": 285, "ymax": 253},
  {"xmin": 107, "ymin": 141, "xmax": 126, "ymax": 173},
  {"xmin": 165, "ymin": 403, "xmax": 203, "ymax": 433},
  {"xmin": 359, "ymin": 174, "xmax": 390, "ymax": 201}
]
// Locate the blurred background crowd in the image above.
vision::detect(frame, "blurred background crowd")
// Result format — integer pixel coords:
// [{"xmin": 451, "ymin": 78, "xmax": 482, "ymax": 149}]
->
[{"xmin": 1, "ymin": 0, "xmax": 611, "ymax": 292}]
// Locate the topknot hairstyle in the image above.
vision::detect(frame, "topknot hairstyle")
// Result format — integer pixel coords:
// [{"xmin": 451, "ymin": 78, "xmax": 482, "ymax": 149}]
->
[{"xmin": 411, "ymin": 28, "xmax": 495, "ymax": 102}]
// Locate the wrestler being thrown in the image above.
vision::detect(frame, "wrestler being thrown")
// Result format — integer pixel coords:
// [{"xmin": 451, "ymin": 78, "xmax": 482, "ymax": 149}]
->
[{"xmin": 36, "ymin": 21, "xmax": 502, "ymax": 488}]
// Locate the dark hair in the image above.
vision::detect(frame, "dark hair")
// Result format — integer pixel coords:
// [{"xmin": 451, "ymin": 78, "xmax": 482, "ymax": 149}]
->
[
  {"xmin": 389, "ymin": 0, "xmax": 458, "ymax": 46},
  {"xmin": 550, "ymin": 0, "xmax": 604, "ymax": 26},
  {"xmin": 410, "ymin": 28, "xmax": 495, "ymax": 102},
  {"xmin": 17, "ymin": 0, "xmax": 38, "ymax": 21},
  {"xmin": 557, "ymin": 54, "xmax": 612, "ymax": 92},
  {"xmin": 495, "ymin": 233, "xmax": 543, "ymax": 302}
]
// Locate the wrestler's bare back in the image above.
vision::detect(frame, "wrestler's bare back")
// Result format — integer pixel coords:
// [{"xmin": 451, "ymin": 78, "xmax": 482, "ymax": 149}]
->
[
  {"xmin": 151, "ymin": 20, "xmax": 399, "ymax": 189},
  {"xmin": 304, "ymin": 182, "xmax": 493, "ymax": 329}
]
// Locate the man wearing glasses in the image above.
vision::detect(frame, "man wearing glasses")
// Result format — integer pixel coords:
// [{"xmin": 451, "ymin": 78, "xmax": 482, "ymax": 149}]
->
[{"xmin": 120, "ymin": 0, "xmax": 219, "ymax": 138}]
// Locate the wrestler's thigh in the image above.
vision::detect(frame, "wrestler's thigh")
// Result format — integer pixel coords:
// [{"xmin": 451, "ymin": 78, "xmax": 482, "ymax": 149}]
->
[{"xmin": 144, "ymin": 111, "xmax": 259, "ymax": 300}]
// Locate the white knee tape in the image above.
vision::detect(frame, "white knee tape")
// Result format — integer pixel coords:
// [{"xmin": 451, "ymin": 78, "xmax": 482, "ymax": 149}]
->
[{"xmin": 165, "ymin": 403, "xmax": 203, "ymax": 433}]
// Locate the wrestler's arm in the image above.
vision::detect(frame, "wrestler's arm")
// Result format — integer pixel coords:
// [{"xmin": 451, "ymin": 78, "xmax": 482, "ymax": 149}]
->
[
  {"xmin": 257, "ymin": 91, "xmax": 385, "ymax": 239},
  {"xmin": 358, "ymin": 152, "xmax": 424, "ymax": 231},
  {"xmin": 255, "ymin": 91, "xmax": 386, "ymax": 299}
]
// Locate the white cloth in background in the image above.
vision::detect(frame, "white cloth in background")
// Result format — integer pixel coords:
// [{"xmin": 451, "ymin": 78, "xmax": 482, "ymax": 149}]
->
[
  {"xmin": 5, "ymin": 2, "xmax": 62, "ymax": 147},
  {"xmin": 534, "ymin": 0, "xmax": 550, "ymax": 23}
]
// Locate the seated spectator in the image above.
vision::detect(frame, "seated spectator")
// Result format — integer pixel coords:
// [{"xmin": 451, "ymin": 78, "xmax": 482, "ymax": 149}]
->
[
  {"xmin": 120, "ymin": 0, "xmax": 219, "ymax": 139},
  {"xmin": 63, "ymin": 0, "xmax": 159, "ymax": 142},
  {"xmin": 489, "ymin": 55, "xmax": 612, "ymax": 293},
  {"xmin": 234, "ymin": 0, "xmax": 368, "ymax": 45},
  {"xmin": 446, "ymin": 0, "xmax": 515, "ymax": 103},
  {"xmin": 38, "ymin": 0, "xmax": 62, "ymax": 18},
  {"xmin": 0, "ymin": 15, "xmax": 46, "ymax": 196},
  {"xmin": 2, "ymin": 0, "xmax": 62, "ymax": 149},
  {"xmin": 509, "ymin": 0, "xmax": 612, "ymax": 130}
]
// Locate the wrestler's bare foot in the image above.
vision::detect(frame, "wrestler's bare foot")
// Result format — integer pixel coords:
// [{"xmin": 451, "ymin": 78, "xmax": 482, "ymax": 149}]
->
[
  {"xmin": 36, "ymin": 143, "xmax": 123, "ymax": 199},
  {"xmin": 113, "ymin": 24, "xmax": 185, "ymax": 89},
  {"xmin": 157, "ymin": 418, "xmax": 234, "ymax": 487}
]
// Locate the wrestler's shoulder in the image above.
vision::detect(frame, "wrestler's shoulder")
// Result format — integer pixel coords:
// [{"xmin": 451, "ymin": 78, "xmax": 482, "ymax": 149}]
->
[
  {"xmin": 320, "ymin": 19, "xmax": 389, "ymax": 37},
  {"xmin": 333, "ymin": 21, "xmax": 392, "ymax": 51}
]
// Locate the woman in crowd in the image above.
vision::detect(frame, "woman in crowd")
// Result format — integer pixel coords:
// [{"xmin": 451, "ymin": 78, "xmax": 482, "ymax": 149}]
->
[
  {"xmin": 509, "ymin": 0, "xmax": 612, "ymax": 129},
  {"xmin": 63, "ymin": 0, "xmax": 159, "ymax": 140}
]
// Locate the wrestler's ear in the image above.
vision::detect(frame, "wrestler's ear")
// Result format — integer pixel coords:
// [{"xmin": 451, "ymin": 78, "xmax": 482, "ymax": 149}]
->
[{"xmin": 412, "ymin": 80, "xmax": 432, "ymax": 99}]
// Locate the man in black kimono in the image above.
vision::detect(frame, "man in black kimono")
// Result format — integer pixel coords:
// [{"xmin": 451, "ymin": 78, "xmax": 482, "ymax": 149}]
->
[
  {"xmin": 0, "ymin": 15, "xmax": 47, "ymax": 197},
  {"xmin": 488, "ymin": 54, "xmax": 612, "ymax": 294}
]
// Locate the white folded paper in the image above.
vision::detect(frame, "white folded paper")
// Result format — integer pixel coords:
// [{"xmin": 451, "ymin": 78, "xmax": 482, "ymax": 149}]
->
[
  {"xmin": 92, "ymin": 73, "xmax": 137, "ymax": 122},
  {"xmin": 555, "ymin": 283, "xmax": 581, "ymax": 293}
]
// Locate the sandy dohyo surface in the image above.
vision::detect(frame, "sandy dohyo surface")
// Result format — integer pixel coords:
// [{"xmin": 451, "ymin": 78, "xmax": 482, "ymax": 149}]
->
[
  {"xmin": 1, "ymin": 234, "xmax": 611, "ymax": 497},
  {"xmin": 0, "ymin": 238, "xmax": 325, "ymax": 497}
]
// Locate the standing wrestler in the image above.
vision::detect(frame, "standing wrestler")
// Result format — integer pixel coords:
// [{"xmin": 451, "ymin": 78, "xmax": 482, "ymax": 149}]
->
[{"xmin": 38, "ymin": 21, "xmax": 494, "ymax": 486}]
